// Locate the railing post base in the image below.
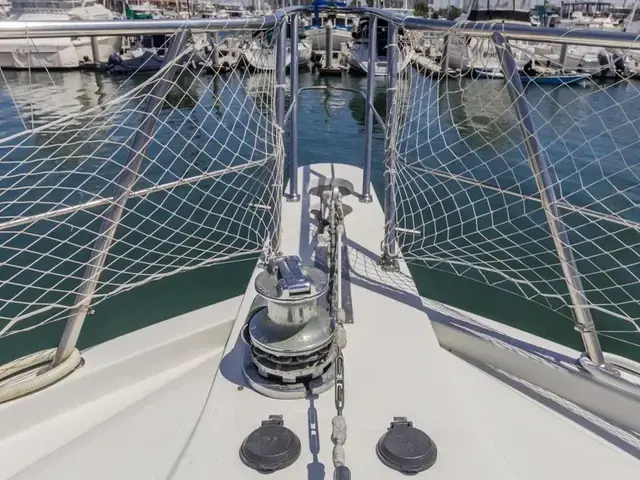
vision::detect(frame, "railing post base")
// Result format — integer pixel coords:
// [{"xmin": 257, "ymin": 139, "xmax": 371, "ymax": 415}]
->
[
  {"xmin": 287, "ymin": 193, "xmax": 301, "ymax": 202},
  {"xmin": 359, "ymin": 194, "xmax": 373, "ymax": 203},
  {"xmin": 379, "ymin": 252, "xmax": 399, "ymax": 271}
]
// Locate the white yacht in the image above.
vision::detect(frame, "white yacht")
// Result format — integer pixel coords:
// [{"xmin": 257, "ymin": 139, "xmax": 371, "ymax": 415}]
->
[
  {"xmin": 0, "ymin": 0, "xmax": 121, "ymax": 69},
  {"xmin": 568, "ymin": 9, "xmax": 620, "ymax": 29},
  {"xmin": 127, "ymin": 1, "xmax": 162, "ymax": 17},
  {"xmin": 0, "ymin": 0, "xmax": 11, "ymax": 18},
  {"xmin": 304, "ymin": 2, "xmax": 357, "ymax": 51},
  {"xmin": 196, "ymin": 0, "xmax": 219, "ymax": 18},
  {"xmin": 446, "ymin": 0, "xmax": 535, "ymax": 76},
  {"xmin": 530, "ymin": 13, "xmax": 540, "ymax": 26},
  {"xmin": 543, "ymin": 2, "xmax": 627, "ymax": 76},
  {"xmin": 346, "ymin": 16, "xmax": 407, "ymax": 76},
  {"xmin": 242, "ymin": 35, "xmax": 312, "ymax": 71},
  {"xmin": 448, "ymin": 0, "xmax": 624, "ymax": 79},
  {"xmin": 555, "ymin": 44, "xmax": 627, "ymax": 77},
  {"xmin": 216, "ymin": 1, "xmax": 249, "ymax": 18},
  {"xmin": 241, "ymin": 17, "xmax": 312, "ymax": 72}
]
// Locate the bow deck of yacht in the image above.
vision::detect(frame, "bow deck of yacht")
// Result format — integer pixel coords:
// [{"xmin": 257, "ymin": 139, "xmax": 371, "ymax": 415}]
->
[
  {"xmin": 1, "ymin": 6, "xmax": 640, "ymax": 480},
  {"xmin": 1, "ymin": 163, "xmax": 638, "ymax": 479}
]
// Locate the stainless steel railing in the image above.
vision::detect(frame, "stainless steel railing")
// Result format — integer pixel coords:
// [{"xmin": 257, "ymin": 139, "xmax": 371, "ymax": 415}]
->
[
  {"xmin": 0, "ymin": 17, "xmax": 285, "ymax": 377},
  {"xmin": 0, "ymin": 6, "xmax": 639, "ymax": 395},
  {"xmin": 4, "ymin": 7, "xmax": 640, "ymax": 48}
]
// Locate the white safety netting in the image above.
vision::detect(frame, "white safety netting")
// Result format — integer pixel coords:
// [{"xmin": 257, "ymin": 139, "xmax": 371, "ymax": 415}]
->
[
  {"xmin": 0, "ymin": 22, "xmax": 285, "ymax": 339},
  {"xmin": 393, "ymin": 24, "xmax": 640, "ymax": 351}
]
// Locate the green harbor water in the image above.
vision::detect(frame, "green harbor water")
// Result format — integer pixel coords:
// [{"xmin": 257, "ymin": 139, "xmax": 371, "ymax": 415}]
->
[{"xmin": 0, "ymin": 68, "xmax": 638, "ymax": 363}]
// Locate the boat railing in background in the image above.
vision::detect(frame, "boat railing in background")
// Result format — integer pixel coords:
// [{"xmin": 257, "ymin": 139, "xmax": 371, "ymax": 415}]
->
[{"xmin": 1, "ymin": 7, "xmax": 640, "ymax": 401}]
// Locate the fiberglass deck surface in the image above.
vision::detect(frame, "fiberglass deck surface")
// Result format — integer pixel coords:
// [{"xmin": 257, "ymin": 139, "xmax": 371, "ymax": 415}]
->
[
  {"xmin": 168, "ymin": 163, "xmax": 640, "ymax": 479},
  {"xmin": 1, "ymin": 163, "xmax": 638, "ymax": 479}
]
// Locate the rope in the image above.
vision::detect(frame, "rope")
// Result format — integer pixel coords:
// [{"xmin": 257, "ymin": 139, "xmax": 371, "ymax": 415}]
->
[{"xmin": 0, "ymin": 348, "xmax": 81, "ymax": 404}]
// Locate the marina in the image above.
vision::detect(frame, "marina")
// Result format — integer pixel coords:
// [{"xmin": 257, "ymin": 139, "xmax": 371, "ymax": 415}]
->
[{"xmin": 0, "ymin": 2, "xmax": 640, "ymax": 479}]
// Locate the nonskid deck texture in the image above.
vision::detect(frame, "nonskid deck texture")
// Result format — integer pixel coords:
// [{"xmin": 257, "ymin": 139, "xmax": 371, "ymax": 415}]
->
[{"xmin": 1, "ymin": 163, "xmax": 639, "ymax": 479}]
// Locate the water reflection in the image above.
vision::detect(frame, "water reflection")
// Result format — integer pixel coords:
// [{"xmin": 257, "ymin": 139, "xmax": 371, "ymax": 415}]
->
[
  {"xmin": 0, "ymin": 69, "xmax": 215, "ymax": 143},
  {"xmin": 347, "ymin": 76, "xmax": 387, "ymax": 127},
  {"xmin": 0, "ymin": 68, "xmax": 279, "ymax": 221},
  {"xmin": 0, "ymin": 68, "xmax": 639, "ymax": 361},
  {"xmin": 0, "ymin": 71, "xmax": 118, "ymax": 136},
  {"xmin": 316, "ymin": 77, "xmax": 349, "ymax": 118},
  {"xmin": 242, "ymin": 71, "xmax": 275, "ymax": 118},
  {"xmin": 441, "ymin": 77, "xmax": 518, "ymax": 151}
]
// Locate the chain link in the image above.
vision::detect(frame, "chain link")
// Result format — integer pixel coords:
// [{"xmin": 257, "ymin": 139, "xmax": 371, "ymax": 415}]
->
[
  {"xmin": 334, "ymin": 352, "xmax": 344, "ymax": 416},
  {"xmin": 327, "ymin": 187, "xmax": 350, "ymax": 478},
  {"xmin": 327, "ymin": 189, "xmax": 344, "ymax": 317}
]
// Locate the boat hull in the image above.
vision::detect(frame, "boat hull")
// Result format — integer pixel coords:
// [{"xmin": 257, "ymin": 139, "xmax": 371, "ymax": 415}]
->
[
  {"xmin": 103, "ymin": 50, "xmax": 165, "ymax": 74},
  {"xmin": 471, "ymin": 68, "xmax": 505, "ymax": 79},
  {"xmin": 562, "ymin": 47, "xmax": 627, "ymax": 78},
  {"xmin": 346, "ymin": 42, "xmax": 408, "ymax": 76},
  {"xmin": 303, "ymin": 26, "xmax": 352, "ymax": 51},
  {"xmin": 241, "ymin": 41, "xmax": 311, "ymax": 72},
  {"xmin": 0, "ymin": 36, "xmax": 121, "ymax": 69},
  {"xmin": 346, "ymin": 42, "xmax": 387, "ymax": 76},
  {"xmin": 444, "ymin": 31, "xmax": 533, "ymax": 74}
]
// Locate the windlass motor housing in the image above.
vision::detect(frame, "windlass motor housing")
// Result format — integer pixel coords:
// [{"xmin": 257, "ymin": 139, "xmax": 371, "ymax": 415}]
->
[{"xmin": 241, "ymin": 255, "xmax": 337, "ymax": 399}]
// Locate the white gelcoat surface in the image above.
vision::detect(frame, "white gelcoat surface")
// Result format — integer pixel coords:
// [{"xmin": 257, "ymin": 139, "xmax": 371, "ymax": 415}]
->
[{"xmin": 0, "ymin": 164, "xmax": 638, "ymax": 479}]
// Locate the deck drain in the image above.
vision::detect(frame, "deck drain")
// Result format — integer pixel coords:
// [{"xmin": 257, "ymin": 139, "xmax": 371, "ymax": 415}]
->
[
  {"xmin": 376, "ymin": 417, "xmax": 437, "ymax": 474},
  {"xmin": 240, "ymin": 415, "xmax": 301, "ymax": 473}
]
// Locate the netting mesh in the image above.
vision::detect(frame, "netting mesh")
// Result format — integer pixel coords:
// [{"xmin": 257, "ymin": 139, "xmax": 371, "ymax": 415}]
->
[
  {"xmin": 395, "ymin": 24, "xmax": 640, "ymax": 351},
  {"xmin": 0, "ymin": 22, "xmax": 284, "ymax": 338}
]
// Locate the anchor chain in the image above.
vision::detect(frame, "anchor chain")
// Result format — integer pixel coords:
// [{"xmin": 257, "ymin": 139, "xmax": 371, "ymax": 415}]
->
[{"xmin": 327, "ymin": 187, "xmax": 350, "ymax": 479}]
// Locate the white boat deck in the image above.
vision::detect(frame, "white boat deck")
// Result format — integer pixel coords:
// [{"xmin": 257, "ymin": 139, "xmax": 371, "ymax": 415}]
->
[{"xmin": 0, "ymin": 163, "xmax": 638, "ymax": 479}]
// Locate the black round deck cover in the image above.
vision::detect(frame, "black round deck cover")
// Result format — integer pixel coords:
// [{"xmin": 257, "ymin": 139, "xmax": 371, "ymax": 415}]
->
[
  {"xmin": 240, "ymin": 421, "xmax": 301, "ymax": 472},
  {"xmin": 376, "ymin": 420, "xmax": 437, "ymax": 474}
]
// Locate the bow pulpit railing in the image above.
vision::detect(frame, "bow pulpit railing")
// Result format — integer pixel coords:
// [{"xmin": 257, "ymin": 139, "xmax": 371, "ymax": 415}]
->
[
  {"xmin": 1, "ymin": 6, "xmax": 640, "ymax": 405},
  {"xmin": 0, "ymin": 16, "xmax": 286, "ymax": 402},
  {"xmin": 387, "ymin": 16, "xmax": 640, "ymax": 396}
]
